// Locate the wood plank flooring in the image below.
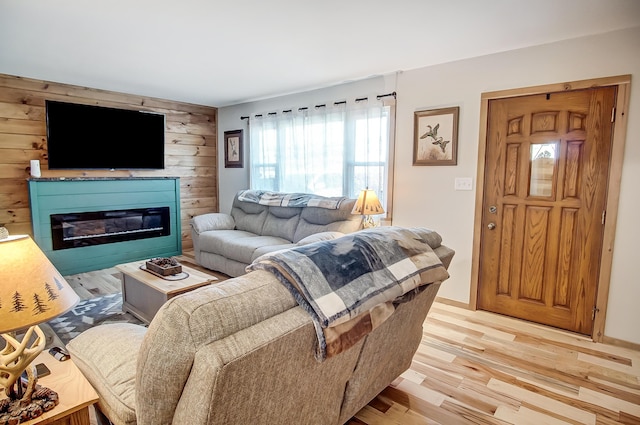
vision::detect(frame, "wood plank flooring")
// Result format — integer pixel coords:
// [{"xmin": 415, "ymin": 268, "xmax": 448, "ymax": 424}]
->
[
  {"xmin": 60, "ymin": 254, "xmax": 640, "ymax": 425},
  {"xmin": 348, "ymin": 302, "xmax": 640, "ymax": 425}
]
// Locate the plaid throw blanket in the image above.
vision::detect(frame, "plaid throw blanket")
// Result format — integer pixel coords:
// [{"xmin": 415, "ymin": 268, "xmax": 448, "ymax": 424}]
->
[
  {"xmin": 237, "ymin": 190, "xmax": 346, "ymax": 209},
  {"xmin": 247, "ymin": 226, "xmax": 450, "ymax": 361}
]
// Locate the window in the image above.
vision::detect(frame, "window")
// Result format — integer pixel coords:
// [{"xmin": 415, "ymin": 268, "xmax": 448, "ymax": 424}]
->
[{"xmin": 249, "ymin": 100, "xmax": 393, "ymax": 210}]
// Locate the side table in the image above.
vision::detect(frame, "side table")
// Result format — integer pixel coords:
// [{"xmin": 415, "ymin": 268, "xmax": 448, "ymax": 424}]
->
[{"xmin": 8, "ymin": 351, "xmax": 98, "ymax": 425}]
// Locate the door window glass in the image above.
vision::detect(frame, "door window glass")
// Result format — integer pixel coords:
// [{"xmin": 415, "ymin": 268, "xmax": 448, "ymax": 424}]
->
[{"xmin": 529, "ymin": 143, "xmax": 557, "ymax": 197}]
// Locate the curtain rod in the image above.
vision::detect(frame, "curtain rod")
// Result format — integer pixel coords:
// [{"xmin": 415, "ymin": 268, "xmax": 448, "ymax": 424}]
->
[
  {"xmin": 376, "ymin": 91, "xmax": 396, "ymax": 100},
  {"xmin": 240, "ymin": 91, "xmax": 394, "ymax": 120}
]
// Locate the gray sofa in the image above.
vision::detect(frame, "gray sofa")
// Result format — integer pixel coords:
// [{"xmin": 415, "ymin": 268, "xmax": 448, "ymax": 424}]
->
[
  {"xmin": 191, "ymin": 191, "xmax": 363, "ymax": 276},
  {"xmin": 66, "ymin": 227, "xmax": 454, "ymax": 425}
]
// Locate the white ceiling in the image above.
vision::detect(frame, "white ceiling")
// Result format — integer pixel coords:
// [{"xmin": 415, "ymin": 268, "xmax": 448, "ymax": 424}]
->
[{"xmin": 1, "ymin": 0, "xmax": 639, "ymax": 107}]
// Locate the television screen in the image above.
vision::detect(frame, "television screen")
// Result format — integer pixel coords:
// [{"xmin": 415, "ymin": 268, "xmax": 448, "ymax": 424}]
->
[{"xmin": 46, "ymin": 100, "xmax": 165, "ymax": 170}]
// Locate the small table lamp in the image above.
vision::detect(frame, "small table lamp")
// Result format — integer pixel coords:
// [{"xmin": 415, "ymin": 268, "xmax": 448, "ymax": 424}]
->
[
  {"xmin": 0, "ymin": 230, "xmax": 79, "ymax": 422},
  {"xmin": 352, "ymin": 189, "xmax": 385, "ymax": 228}
]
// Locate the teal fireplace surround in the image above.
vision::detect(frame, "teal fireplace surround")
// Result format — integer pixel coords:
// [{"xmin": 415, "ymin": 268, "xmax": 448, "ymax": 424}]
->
[{"xmin": 29, "ymin": 177, "xmax": 181, "ymax": 275}]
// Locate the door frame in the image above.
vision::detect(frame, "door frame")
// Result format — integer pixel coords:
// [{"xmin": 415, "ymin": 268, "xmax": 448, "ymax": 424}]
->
[{"xmin": 469, "ymin": 75, "xmax": 631, "ymax": 342}]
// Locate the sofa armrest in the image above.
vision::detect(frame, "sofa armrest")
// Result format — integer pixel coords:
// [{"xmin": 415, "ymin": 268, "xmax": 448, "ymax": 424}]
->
[{"xmin": 191, "ymin": 213, "xmax": 236, "ymax": 234}]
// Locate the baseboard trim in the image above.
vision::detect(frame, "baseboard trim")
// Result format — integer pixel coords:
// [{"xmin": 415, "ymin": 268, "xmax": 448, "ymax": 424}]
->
[
  {"xmin": 435, "ymin": 297, "xmax": 640, "ymax": 350},
  {"xmin": 435, "ymin": 297, "xmax": 471, "ymax": 310},
  {"xmin": 601, "ymin": 335, "xmax": 640, "ymax": 352}
]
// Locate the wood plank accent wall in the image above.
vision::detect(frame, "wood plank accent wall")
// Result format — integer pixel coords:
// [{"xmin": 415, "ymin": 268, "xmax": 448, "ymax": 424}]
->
[{"xmin": 0, "ymin": 73, "xmax": 218, "ymax": 250}]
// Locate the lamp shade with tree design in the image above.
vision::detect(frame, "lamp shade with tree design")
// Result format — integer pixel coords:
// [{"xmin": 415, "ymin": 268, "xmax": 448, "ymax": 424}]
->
[{"xmin": 0, "ymin": 232, "xmax": 79, "ymax": 422}]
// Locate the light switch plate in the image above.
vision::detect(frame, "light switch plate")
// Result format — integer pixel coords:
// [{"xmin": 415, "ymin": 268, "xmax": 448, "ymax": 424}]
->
[{"xmin": 454, "ymin": 177, "xmax": 473, "ymax": 191}]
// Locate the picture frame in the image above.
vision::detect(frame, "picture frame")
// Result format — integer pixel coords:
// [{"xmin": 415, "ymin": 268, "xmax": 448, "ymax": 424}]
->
[
  {"xmin": 413, "ymin": 106, "xmax": 459, "ymax": 166},
  {"xmin": 224, "ymin": 129, "xmax": 243, "ymax": 168}
]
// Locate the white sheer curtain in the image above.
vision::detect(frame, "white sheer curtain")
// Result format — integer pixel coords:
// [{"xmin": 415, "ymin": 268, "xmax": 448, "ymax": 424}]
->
[{"xmin": 249, "ymin": 99, "xmax": 391, "ymax": 208}]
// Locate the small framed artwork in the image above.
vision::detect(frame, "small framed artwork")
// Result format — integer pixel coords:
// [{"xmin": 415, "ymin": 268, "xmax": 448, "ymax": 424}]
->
[
  {"xmin": 413, "ymin": 106, "xmax": 459, "ymax": 166},
  {"xmin": 224, "ymin": 129, "xmax": 243, "ymax": 168}
]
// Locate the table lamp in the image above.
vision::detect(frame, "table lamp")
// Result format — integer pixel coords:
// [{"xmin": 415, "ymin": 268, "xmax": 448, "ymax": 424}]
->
[
  {"xmin": 352, "ymin": 189, "xmax": 385, "ymax": 228},
  {"xmin": 0, "ymin": 229, "xmax": 79, "ymax": 422}
]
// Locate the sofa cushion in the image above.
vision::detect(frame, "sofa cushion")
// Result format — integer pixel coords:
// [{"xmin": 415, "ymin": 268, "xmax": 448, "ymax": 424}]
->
[
  {"xmin": 293, "ymin": 199, "xmax": 361, "ymax": 242},
  {"xmin": 296, "ymin": 231, "xmax": 345, "ymax": 246},
  {"xmin": 251, "ymin": 243, "xmax": 297, "ymax": 262},
  {"xmin": 67, "ymin": 323, "xmax": 146, "ymax": 425},
  {"xmin": 198, "ymin": 252, "xmax": 251, "ymax": 278},
  {"xmin": 231, "ymin": 199, "xmax": 269, "ymax": 234},
  {"xmin": 197, "ymin": 229, "xmax": 255, "ymax": 250},
  {"xmin": 211, "ymin": 233, "xmax": 292, "ymax": 264},
  {"xmin": 261, "ymin": 206, "xmax": 302, "ymax": 242}
]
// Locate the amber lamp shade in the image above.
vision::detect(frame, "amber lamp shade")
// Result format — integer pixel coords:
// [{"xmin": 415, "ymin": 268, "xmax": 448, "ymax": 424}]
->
[{"xmin": 351, "ymin": 189, "xmax": 385, "ymax": 228}]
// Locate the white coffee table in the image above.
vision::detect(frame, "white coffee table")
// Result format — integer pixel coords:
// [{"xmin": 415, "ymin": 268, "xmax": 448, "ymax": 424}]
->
[{"xmin": 116, "ymin": 260, "xmax": 217, "ymax": 324}]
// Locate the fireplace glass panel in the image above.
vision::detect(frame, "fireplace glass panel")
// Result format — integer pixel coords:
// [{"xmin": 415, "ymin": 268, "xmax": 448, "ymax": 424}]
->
[{"xmin": 51, "ymin": 207, "xmax": 170, "ymax": 250}]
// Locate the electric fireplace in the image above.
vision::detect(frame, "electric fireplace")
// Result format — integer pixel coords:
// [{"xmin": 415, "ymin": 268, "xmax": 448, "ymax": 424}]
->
[{"xmin": 50, "ymin": 207, "xmax": 170, "ymax": 250}]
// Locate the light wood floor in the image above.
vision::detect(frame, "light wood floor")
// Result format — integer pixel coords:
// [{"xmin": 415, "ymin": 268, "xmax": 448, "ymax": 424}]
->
[
  {"xmin": 62, "ymin": 253, "xmax": 640, "ymax": 425},
  {"xmin": 348, "ymin": 302, "xmax": 640, "ymax": 425}
]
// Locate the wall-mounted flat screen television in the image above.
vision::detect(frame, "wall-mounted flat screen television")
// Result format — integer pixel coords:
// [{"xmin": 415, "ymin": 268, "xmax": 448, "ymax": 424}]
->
[{"xmin": 46, "ymin": 100, "xmax": 165, "ymax": 170}]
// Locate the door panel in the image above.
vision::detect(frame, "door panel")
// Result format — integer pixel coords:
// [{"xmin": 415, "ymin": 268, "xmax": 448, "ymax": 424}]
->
[{"xmin": 478, "ymin": 87, "xmax": 616, "ymax": 334}]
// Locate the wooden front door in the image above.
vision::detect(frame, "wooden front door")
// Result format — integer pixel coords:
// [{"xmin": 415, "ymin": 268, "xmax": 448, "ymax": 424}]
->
[{"xmin": 477, "ymin": 87, "xmax": 616, "ymax": 335}]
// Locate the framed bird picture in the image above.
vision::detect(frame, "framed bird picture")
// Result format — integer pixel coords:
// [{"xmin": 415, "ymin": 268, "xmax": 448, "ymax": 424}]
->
[
  {"xmin": 224, "ymin": 129, "xmax": 243, "ymax": 168},
  {"xmin": 413, "ymin": 106, "xmax": 459, "ymax": 165}
]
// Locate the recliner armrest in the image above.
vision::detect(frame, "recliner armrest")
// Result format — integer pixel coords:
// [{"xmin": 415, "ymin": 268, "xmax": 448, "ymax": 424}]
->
[{"xmin": 191, "ymin": 213, "xmax": 236, "ymax": 234}]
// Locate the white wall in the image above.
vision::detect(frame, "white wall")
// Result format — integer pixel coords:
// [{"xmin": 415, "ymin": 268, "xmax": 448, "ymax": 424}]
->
[{"xmin": 218, "ymin": 27, "xmax": 640, "ymax": 345}]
